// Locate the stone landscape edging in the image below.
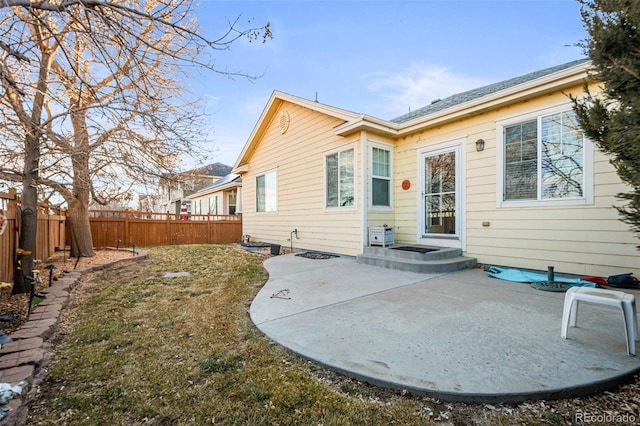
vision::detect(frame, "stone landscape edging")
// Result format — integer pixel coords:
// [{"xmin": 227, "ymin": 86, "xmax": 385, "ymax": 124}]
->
[{"xmin": 0, "ymin": 249, "xmax": 149, "ymax": 426}]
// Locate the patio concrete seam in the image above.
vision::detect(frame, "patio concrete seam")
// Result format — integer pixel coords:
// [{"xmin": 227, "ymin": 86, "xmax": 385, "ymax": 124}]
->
[
  {"xmin": 252, "ymin": 255, "xmax": 640, "ymax": 404},
  {"xmin": 252, "ymin": 273, "xmax": 445, "ymax": 326}
]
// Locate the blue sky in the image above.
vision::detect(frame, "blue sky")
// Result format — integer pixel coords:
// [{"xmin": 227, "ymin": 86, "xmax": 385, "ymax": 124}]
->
[{"xmin": 188, "ymin": 0, "xmax": 587, "ymax": 168}]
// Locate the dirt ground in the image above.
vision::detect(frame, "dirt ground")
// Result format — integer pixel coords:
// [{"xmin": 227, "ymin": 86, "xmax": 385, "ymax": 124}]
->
[
  {"xmin": 9, "ymin": 248, "xmax": 640, "ymax": 424},
  {"xmin": 0, "ymin": 248, "xmax": 135, "ymax": 335}
]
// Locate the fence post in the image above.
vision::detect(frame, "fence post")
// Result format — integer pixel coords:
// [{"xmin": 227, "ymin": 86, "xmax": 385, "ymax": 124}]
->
[
  {"xmin": 59, "ymin": 209, "xmax": 66, "ymax": 250},
  {"xmin": 165, "ymin": 210, "xmax": 170, "ymax": 245},
  {"xmin": 2, "ymin": 189, "xmax": 18, "ymax": 284},
  {"xmin": 124, "ymin": 208, "xmax": 130, "ymax": 246}
]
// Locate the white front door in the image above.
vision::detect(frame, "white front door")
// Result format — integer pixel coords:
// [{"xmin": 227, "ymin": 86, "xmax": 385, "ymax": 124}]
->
[{"xmin": 419, "ymin": 146, "xmax": 461, "ymax": 248}]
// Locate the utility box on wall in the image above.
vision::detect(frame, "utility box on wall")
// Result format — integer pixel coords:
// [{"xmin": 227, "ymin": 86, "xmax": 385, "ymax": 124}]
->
[{"xmin": 369, "ymin": 227, "xmax": 394, "ymax": 247}]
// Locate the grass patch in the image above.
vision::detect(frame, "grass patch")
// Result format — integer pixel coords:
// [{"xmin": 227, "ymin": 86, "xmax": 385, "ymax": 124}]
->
[
  {"xmin": 27, "ymin": 245, "xmax": 566, "ymax": 425},
  {"xmin": 199, "ymin": 349, "xmax": 244, "ymax": 374}
]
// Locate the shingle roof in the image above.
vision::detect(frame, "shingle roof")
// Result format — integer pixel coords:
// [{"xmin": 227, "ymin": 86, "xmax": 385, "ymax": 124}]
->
[
  {"xmin": 187, "ymin": 162, "xmax": 232, "ymax": 177},
  {"xmin": 187, "ymin": 173, "xmax": 241, "ymax": 199},
  {"xmin": 390, "ymin": 58, "xmax": 590, "ymax": 124}
]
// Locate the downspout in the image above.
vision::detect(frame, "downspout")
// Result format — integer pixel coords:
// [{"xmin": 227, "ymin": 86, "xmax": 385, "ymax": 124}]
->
[{"xmin": 361, "ymin": 130, "xmax": 368, "ymax": 251}]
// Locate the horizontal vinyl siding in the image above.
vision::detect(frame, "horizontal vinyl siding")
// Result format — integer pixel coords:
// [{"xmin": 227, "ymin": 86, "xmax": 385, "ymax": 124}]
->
[
  {"xmin": 243, "ymin": 81, "xmax": 640, "ymax": 275},
  {"xmin": 461, "ymin": 86, "xmax": 640, "ymax": 276},
  {"xmin": 390, "ymin": 83, "xmax": 640, "ymax": 276},
  {"xmin": 242, "ymin": 102, "xmax": 362, "ymax": 256},
  {"xmin": 393, "ymin": 138, "xmax": 422, "ymax": 244}
]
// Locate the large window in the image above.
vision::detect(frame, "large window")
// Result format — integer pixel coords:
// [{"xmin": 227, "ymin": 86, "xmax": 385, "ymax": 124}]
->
[
  {"xmin": 256, "ymin": 170, "xmax": 277, "ymax": 213},
  {"xmin": 502, "ymin": 109, "xmax": 587, "ymax": 203},
  {"xmin": 326, "ymin": 148, "xmax": 354, "ymax": 208},
  {"xmin": 372, "ymin": 146, "xmax": 391, "ymax": 207}
]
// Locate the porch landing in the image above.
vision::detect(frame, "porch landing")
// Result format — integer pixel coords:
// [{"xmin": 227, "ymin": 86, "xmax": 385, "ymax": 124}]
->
[
  {"xmin": 357, "ymin": 245, "xmax": 477, "ymax": 273},
  {"xmin": 250, "ymin": 254, "xmax": 640, "ymax": 403}
]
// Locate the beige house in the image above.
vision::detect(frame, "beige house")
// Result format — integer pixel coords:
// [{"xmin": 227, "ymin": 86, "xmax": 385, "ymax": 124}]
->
[
  {"xmin": 233, "ymin": 59, "xmax": 640, "ymax": 277},
  {"xmin": 187, "ymin": 174, "xmax": 241, "ymax": 216}
]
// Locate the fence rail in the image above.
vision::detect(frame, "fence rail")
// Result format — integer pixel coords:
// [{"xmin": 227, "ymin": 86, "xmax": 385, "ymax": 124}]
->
[
  {"xmin": 1, "ymin": 197, "xmax": 242, "ymax": 285},
  {"xmin": 88, "ymin": 209, "xmax": 242, "ymax": 248}
]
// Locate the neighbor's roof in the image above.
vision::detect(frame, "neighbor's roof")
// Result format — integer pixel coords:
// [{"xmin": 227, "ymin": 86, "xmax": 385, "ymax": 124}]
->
[
  {"xmin": 390, "ymin": 58, "xmax": 591, "ymax": 124},
  {"xmin": 187, "ymin": 162, "xmax": 232, "ymax": 177},
  {"xmin": 186, "ymin": 173, "xmax": 241, "ymax": 199}
]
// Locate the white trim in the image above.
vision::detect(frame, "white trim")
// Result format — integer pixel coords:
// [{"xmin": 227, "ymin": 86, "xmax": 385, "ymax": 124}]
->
[
  {"xmin": 495, "ymin": 103, "xmax": 594, "ymax": 208},
  {"xmin": 361, "ymin": 132, "xmax": 368, "ymax": 248},
  {"xmin": 369, "ymin": 140, "xmax": 394, "ymax": 211},
  {"xmin": 323, "ymin": 142, "xmax": 358, "ymax": 212},
  {"xmin": 256, "ymin": 168, "xmax": 278, "ymax": 214},
  {"xmin": 236, "ymin": 187, "xmax": 243, "ymax": 213}
]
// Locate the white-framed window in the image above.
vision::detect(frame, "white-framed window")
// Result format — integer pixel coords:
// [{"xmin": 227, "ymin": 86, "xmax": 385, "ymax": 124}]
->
[
  {"xmin": 326, "ymin": 147, "xmax": 355, "ymax": 208},
  {"xmin": 209, "ymin": 196, "xmax": 218, "ymax": 214},
  {"xmin": 228, "ymin": 193, "xmax": 237, "ymax": 215},
  {"xmin": 194, "ymin": 199, "xmax": 201, "ymax": 214},
  {"xmin": 371, "ymin": 145, "xmax": 392, "ymax": 208},
  {"xmin": 497, "ymin": 106, "xmax": 593, "ymax": 207},
  {"xmin": 256, "ymin": 169, "xmax": 277, "ymax": 213}
]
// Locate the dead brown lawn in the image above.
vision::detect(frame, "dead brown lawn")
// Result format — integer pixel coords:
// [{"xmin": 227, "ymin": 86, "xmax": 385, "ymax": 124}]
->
[{"xmin": 23, "ymin": 245, "xmax": 640, "ymax": 425}]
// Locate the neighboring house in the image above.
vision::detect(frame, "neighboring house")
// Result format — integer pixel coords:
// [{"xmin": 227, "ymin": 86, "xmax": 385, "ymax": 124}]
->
[
  {"xmin": 232, "ymin": 59, "xmax": 640, "ymax": 277},
  {"xmin": 138, "ymin": 193, "xmax": 162, "ymax": 213},
  {"xmin": 155, "ymin": 162, "xmax": 232, "ymax": 214},
  {"xmin": 187, "ymin": 173, "xmax": 242, "ymax": 216}
]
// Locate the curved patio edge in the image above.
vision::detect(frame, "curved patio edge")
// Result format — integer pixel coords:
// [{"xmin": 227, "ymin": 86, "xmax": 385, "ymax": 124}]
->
[
  {"xmin": 250, "ymin": 253, "xmax": 640, "ymax": 404},
  {"xmin": 273, "ymin": 348, "xmax": 640, "ymax": 404}
]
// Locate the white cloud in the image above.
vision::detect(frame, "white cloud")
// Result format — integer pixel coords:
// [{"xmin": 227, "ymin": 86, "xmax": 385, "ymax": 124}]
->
[{"xmin": 367, "ymin": 63, "xmax": 489, "ymax": 119}]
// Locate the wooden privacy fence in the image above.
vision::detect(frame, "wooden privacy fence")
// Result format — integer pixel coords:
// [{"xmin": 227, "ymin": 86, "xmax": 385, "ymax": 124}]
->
[
  {"xmin": 88, "ymin": 209, "xmax": 243, "ymax": 248},
  {"xmin": 0, "ymin": 188, "xmax": 67, "ymax": 284}
]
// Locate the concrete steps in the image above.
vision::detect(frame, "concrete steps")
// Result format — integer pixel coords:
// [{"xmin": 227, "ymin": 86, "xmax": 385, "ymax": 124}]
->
[{"xmin": 356, "ymin": 245, "xmax": 477, "ymax": 273}]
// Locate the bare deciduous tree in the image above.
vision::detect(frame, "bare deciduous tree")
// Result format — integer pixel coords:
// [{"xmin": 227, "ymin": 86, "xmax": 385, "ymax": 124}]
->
[{"xmin": 0, "ymin": 1, "xmax": 271, "ymax": 293}]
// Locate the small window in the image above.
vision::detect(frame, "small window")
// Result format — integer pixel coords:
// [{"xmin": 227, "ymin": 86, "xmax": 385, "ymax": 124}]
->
[
  {"xmin": 256, "ymin": 170, "xmax": 277, "ymax": 213},
  {"xmin": 326, "ymin": 148, "xmax": 354, "ymax": 208},
  {"xmin": 209, "ymin": 196, "xmax": 217, "ymax": 214},
  {"xmin": 371, "ymin": 146, "xmax": 391, "ymax": 207},
  {"xmin": 228, "ymin": 193, "xmax": 236, "ymax": 215},
  {"xmin": 501, "ymin": 109, "xmax": 587, "ymax": 204}
]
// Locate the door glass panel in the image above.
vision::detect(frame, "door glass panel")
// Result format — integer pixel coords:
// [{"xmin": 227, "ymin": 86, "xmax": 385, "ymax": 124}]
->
[{"xmin": 424, "ymin": 151, "xmax": 456, "ymax": 235}]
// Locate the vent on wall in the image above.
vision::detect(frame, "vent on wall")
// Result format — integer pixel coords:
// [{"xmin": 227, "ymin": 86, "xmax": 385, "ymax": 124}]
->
[{"xmin": 279, "ymin": 111, "xmax": 290, "ymax": 134}]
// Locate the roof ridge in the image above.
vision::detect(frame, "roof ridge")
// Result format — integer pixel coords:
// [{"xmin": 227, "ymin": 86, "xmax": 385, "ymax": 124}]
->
[{"xmin": 390, "ymin": 58, "xmax": 590, "ymax": 124}]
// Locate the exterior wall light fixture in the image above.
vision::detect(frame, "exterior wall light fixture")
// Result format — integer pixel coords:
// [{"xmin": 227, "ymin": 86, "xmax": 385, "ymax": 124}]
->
[{"xmin": 475, "ymin": 138, "xmax": 485, "ymax": 152}]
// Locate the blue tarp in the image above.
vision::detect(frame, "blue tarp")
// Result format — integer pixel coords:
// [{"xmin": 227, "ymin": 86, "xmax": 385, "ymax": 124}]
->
[{"xmin": 487, "ymin": 266, "xmax": 596, "ymax": 287}]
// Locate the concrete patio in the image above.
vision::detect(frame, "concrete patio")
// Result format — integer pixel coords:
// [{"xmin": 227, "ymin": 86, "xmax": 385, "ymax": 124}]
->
[{"xmin": 250, "ymin": 253, "xmax": 640, "ymax": 403}]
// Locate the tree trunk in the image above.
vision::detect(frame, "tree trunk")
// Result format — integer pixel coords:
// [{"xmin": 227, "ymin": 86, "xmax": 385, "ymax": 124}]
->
[
  {"xmin": 11, "ymin": 44, "xmax": 54, "ymax": 294},
  {"xmin": 67, "ymin": 200, "xmax": 95, "ymax": 258},
  {"xmin": 13, "ymin": 139, "xmax": 39, "ymax": 295},
  {"xmin": 13, "ymin": 203, "xmax": 36, "ymax": 295}
]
